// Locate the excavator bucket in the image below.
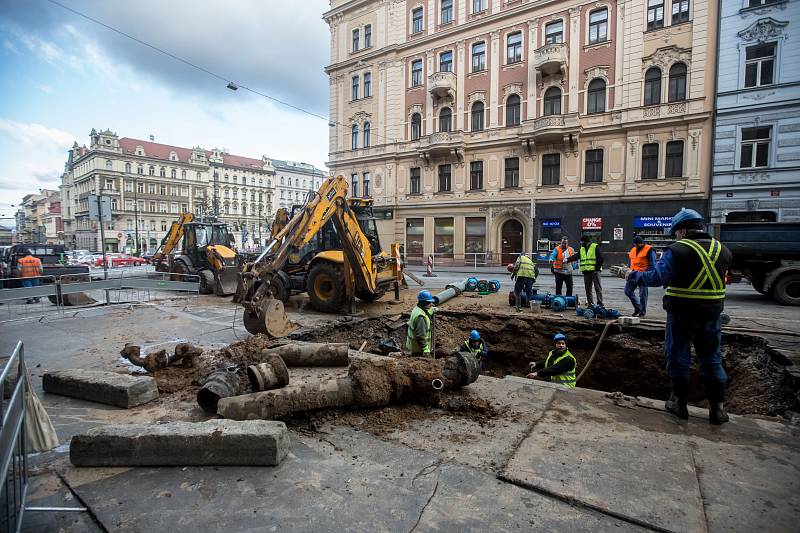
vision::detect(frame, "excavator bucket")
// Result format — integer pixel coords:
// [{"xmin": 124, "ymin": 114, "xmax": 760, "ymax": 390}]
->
[
  {"xmin": 214, "ymin": 266, "xmax": 240, "ymax": 296},
  {"xmin": 242, "ymin": 298, "xmax": 293, "ymax": 337}
]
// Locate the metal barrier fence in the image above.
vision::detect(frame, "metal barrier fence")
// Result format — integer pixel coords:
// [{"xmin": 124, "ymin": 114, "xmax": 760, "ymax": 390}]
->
[
  {"xmin": 402, "ymin": 251, "xmax": 540, "ymax": 268},
  {"xmin": 0, "ymin": 341, "xmax": 28, "ymax": 533}
]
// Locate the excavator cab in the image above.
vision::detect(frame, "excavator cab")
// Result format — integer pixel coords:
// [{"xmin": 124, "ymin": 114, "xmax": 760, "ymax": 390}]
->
[{"xmin": 181, "ymin": 222, "xmax": 239, "ymax": 296}]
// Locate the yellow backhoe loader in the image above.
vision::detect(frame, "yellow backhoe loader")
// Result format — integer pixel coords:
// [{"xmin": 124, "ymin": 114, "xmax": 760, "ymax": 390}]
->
[
  {"xmin": 152, "ymin": 214, "xmax": 239, "ymax": 296},
  {"xmin": 235, "ymin": 175, "xmax": 403, "ymax": 335}
]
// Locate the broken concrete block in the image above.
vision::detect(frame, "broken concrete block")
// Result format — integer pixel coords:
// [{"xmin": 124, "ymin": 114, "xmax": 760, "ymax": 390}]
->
[
  {"xmin": 617, "ymin": 316, "xmax": 641, "ymax": 326},
  {"xmin": 70, "ymin": 420, "xmax": 289, "ymax": 466},
  {"xmin": 42, "ymin": 369, "xmax": 158, "ymax": 408}
]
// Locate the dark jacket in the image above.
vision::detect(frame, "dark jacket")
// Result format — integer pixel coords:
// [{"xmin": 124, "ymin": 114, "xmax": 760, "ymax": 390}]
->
[{"xmin": 566, "ymin": 244, "xmax": 604, "ymax": 272}]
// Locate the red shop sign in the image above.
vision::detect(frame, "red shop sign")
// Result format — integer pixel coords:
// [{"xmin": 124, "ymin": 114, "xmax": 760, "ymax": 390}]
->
[{"xmin": 581, "ymin": 217, "xmax": 603, "ymax": 230}]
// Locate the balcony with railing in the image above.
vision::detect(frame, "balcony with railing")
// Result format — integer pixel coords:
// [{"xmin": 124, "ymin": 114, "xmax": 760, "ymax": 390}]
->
[
  {"xmin": 533, "ymin": 43, "xmax": 568, "ymax": 77},
  {"xmin": 417, "ymin": 131, "xmax": 464, "ymax": 159},
  {"xmin": 428, "ymin": 71, "xmax": 456, "ymax": 98},
  {"xmin": 519, "ymin": 113, "xmax": 580, "ymax": 143}
]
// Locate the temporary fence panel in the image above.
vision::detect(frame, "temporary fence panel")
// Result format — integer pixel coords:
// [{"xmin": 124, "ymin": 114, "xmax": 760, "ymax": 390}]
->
[{"xmin": 0, "ymin": 341, "xmax": 28, "ymax": 533}]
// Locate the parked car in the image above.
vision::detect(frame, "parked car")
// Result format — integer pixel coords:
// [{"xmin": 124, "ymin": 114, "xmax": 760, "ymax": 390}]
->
[{"xmin": 93, "ymin": 253, "xmax": 148, "ymax": 268}]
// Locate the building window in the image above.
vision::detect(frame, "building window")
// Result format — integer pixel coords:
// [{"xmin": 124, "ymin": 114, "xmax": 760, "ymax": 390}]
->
[
  {"xmin": 352, "ymin": 75, "xmax": 359, "ymax": 100},
  {"xmin": 412, "ymin": 7, "xmax": 424, "ymax": 33},
  {"xmin": 647, "ymin": 0, "xmax": 664, "ymax": 31},
  {"xmin": 105, "ymin": 159, "xmax": 112, "ymax": 170},
  {"xmin": 434, "ymin": 218, "xmax": 454, "ymax": 257},
  {"xmin": 352, "ymin": 28, "xmax": 360, "ymax": 52},
  {"xmin": 171, "ymin": 168, "xmax": 176, "ymax": 178},
  {"xmin": 744, "ymin": 43, "xmax": 776, "ymax": 88},
  {"xmin": 351, "ymin": 124, "xmax": 359, "ymax": 150},
  {"xmin": 589, "ymin": 9, "xmax": 608, "ymax": 44},
  {"xmin": 504, "ymin": 157, "xmax": 520, "ymax": 188},
  {"xmin": 351, "ymin": 173, "xmax": 359, "ymax": 197},
  {"xmin": 740, "ymin": 126, "xmax": 771, "ymax": 169},
  {"xmin": 542, "ymin": 154, "xmax": 560, "ymax": 185},
  {"xmin": 363, "ymin": 72, "xmax": 372, "ymax": 97},
  {"xmin": 411, "ymin": 59, "xmax": 423, "ymax": 87},
  {"xmin": 137, "ymin": 165, "xmax": 143, "ymax": 175},
  {"xmin": 465, "ymin": 217, "xmax": 486, "ymax": 254},
  {"xmin": 441, "ymin": 0, "xmax": 453, "ymax": 24},
  {"xmin": 149, "ymin": 183, "xmax": 156, "ymax": 194},
  {"xmin": 438, "ymin": 164, "xmax": 452, "ymax": 192},
  {"xmin": 364, "ymin": 24, "xmax": 372, "ymax": 48},
  {"xmin": 545, "ymin": 21, "xmax": 563, "ymax": 44},
  {"xmin": 439, "ymin": 50, "xmax": 453, "ymax": 72},
  {"xmin": 125, "ymin": 162, "xmax": 131, "ymax": 173},
  {"xmin": 665, "ymin": 140, "xmax": 684, "ymax": 177},
  {"xmin": 506, "ymin": 32, "xmax": 522, "ymax": 64},
  {"xmin": 505, "ymin": 94, "xmax": 521, "ymax": 126},
  {"xmin": 439, "ymin": 107, "xmax": 452, "ymax": 133},
  {"xmin": 125, "ymin": 181, "xmax": 133, "ymax": 192},
  {"xmin": 182, "ymin": 170, "xmax": 187, "ymax": 179},
  {"xmin": 470, "ymin": 161, "xmax": 483, "ymax": 190},
  {"xmin": 410, "ymin": 167, "xmax": 421, "ymax": 194},
  {"xmin": 471, "ymin": 101, "xmax": 485, "ymax": 132},
  {"xmin": 585, "ymin": 149, "xmax": 604, "ymax": 183},
  {"xmin": 644, "ymin": 67, "xmax": 662, "ymax": 105},
  {"xmin": 544, "ymin": 87, "xmax": 562, "ymax": 116},
  {"xmin": 472, "ymin": 0, "xmax": 487, "ymax": 14},
  {"xmin": 137, "ymin": 182, "xmax": 144, "ymax": 193},
  {"xmin": 642, "ymin": 143, "xmax": 659, "ymax": 179},
  {"xmin": 160, "ymin": 167, "xmax": 166, "ymax": 177},
  {"xmin": 587, "ymin": 79, "xmax": 606, "ymax": 114},
  {"xmin": 748, "ymin": 0, "xmax": 780, "ymax": 5},
  {"xmin": 406, "ymin": 218, "xmax": 424, "ymax": 257},
  {"xmin": 668, "ymin": 63, "xmax": 687, "ymax": 101},
  {"xmin": 363, "ymin": 172, "xmax": 371, "ymax": 196},
  {"xmin": 149, "ymin": 166, "xmax": 155, "ymax": 175},
  {"xmin": 672, "ymin": 0, "xmax": 689, "ymax": 24},
  {"xmin": 411, "ymin": 113, "xmax": 422, "ymax": 140},
  {"xmin": 471, "ymin": 42, "xmax": 486, "ymax": 72},
  {"xmin": 363, "ymin": 122, "xmax": 371, "ymax": 148}
]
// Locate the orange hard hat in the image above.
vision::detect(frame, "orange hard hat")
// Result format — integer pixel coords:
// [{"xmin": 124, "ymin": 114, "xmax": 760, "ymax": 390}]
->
[{"xmin": 506, "ymin": 263, "xmax": 514, "ymax": 273}]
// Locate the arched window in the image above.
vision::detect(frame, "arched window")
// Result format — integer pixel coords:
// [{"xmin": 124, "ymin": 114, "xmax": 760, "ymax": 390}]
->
[
  {"xmin": 668, "ymin": 63, "xmax": 687, "ymax": 102},
  {"xmin": 148, "ymin": 166, "xmax": 155, "ymax": 175},
  {"xmin": 544, "ymin": 87, "xmax": 562, "ymax": 116},
  {"xmin": 159, "ymin": 167, "xmax": 166, "ymax": 177},
  {"xmin": 171, "ymin": 168, "xmax": 176, "ymax": 178},
  {"xmin": 439, "ymin": 107, "xmax": 452, "ymax": 132},
  {"xmin": 506, "ymin": 94, "xmax": 521, "ymax": 126},
  {"xmin": 351, "ymin": 124, "xmax": 359, "ymax": 150},
  {"xmin": 411, "ymin": 113, "xmax": 422, "ymax": 140},
  {"xmin": 471, "ymin": 101, "xmax": 484, "ymax": 132},
  {"xmin": 125, "ymin": 162, "xmax": 131, "ymax": 173},
  {"xmin": 181, "ymin": 169, "xmax": 187, "ymax": 179},
  {"xmin": 644, "ymin": 67, "xmax": 662, "ymax": 105},
  {"xmin": 363, "ymin": 122, "xmax": 371, "ymax": 147},
  {"xmin": 587, "ymin": 79, "xmax": 606, "ymax": 114}
]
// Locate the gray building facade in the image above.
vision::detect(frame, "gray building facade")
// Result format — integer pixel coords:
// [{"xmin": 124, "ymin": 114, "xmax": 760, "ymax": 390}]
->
[{"xmin": 712, "ymin": 0, "xmax": 800, "ymax": 223}]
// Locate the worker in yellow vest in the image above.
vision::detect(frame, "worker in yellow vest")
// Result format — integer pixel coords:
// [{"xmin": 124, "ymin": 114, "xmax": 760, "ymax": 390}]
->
[
  {"xmin": 526, "ymin": 333, "xmax": 576, "ymax": 388},
  {"xmin": 624, "ymin": 235, "xmax": 657, "ymax": 316},
  {"xmin": 405, "ymin": 290, "xmax": 438, "ymax": 357},
  {"xmin": 510, "ymin": 254, "xmax": 537, "ymax": 311},
  {"xmin": 567, "ymin": 235, "xmax": 604, "ymax": 306}
]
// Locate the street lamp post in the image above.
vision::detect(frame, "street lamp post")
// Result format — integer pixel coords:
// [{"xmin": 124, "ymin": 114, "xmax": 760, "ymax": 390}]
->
[{"xmin": 133, "ymin": 179, "xmax": 140, "ymax": 256}]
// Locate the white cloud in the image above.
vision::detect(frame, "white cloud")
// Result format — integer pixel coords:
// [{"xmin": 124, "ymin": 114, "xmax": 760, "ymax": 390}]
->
[
  {"xmin": 33, "ymin": 82, "xmax": 54, "ymax": 93},
  {"xmin": 0, "ymin": 119, "xmax": 76, "ymax": 149},
  {"xmin": 3, "ymin": 38, "xmax": 18, "ymax": 53}
]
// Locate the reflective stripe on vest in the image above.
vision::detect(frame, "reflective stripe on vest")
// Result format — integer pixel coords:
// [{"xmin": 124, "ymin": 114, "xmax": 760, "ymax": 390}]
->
[
  {"xmin": 665, "ymin": 238, "xmax": 726, "ymax": 300},
  {"xmin": 579, "ymin": 243, "xmax": 598, "ymax": 272},
  {"xmin": 18, "ymin": 256, "xmax": 42, "ymax": 278},
  {"xmin": 553, "ymin": 246, "xmax": 574, "ymax": 271},
  {"xmin": 516, "ymin": 255, "xmax": 536, "ymax": 279},
  {"xmin": 544, "ymin": 349, "xmax": 577, "ymax": 388},
  {"xmin": 405, "ymin": 305, "xmax": 432, "ymax": 353},
  {"xmin": 628, "ymin": 244, "xmax": 652, "ymax": 272},
  {"xmin": 463, "ymin": 340, "xmax": 484, "ymax": 355}
]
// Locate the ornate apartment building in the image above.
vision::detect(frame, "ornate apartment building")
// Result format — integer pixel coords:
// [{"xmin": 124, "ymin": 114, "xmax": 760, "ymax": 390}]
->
[
  {"xmin": 324, "ymin": 0, "xmax": 717, "ymax": 264},
  {"xmin": 273, "ymin": 160, "xmax": 327, "ymax": 211},
  {"xmin": 61, "ymin": 129, "xmax": 277, "ymax": 252}
]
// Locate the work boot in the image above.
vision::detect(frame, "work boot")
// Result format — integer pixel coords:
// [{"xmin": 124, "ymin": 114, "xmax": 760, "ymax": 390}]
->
[
  {"xmin": 665, "ymin": 378, "xmax": 689, "ymax": 420},
  {"xmin": 632, "ymin": 309, "xmax": 640, "ymax": 317},
  {"xmin": 705, "ymin": 380, "xmax": 730, "ymax": 425}
]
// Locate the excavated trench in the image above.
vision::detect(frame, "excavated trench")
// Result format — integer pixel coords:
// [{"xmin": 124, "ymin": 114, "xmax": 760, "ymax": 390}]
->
[{"xmin": 290, "ymin": 310, "xmax": 799, "ymax": 418}]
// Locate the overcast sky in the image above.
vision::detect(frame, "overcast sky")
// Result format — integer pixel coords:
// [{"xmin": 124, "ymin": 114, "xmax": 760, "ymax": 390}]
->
[{"xmin": 0, "ymin": 0, "xmax": 331, "ymax": 219}]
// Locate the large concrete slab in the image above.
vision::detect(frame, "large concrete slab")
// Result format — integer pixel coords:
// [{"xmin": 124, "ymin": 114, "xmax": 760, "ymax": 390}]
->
[
  {"xmin": 70, "ymin": 420, "xmax": 289, "ymax": 466},
  {"xmin": 42, "ymin": 369, "xmax": 158, "ymax": 408}
]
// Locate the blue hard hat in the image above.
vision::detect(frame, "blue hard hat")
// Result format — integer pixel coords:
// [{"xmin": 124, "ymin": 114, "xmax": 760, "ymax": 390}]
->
[
  {"xmin": 553, "ymin": 332, "xmax": 567, "ymax": 343},
  {"xmin": 669, "ymin": 208, "xmax": 704, "ymax": 236},
  {"xmin": 417, "ymin": 290, "xmax": 436, "ymax": 304},
  {"xmin": 469, "ymin": 330, "xmax": 481, "ymax": 341}
]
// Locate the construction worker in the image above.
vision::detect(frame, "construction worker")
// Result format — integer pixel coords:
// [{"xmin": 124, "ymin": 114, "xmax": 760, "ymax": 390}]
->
[
  {"xmin": 17, "ymin": 248, "xmax": 43, "ymax": 304},
  {"xmin": 510, "ymin": 254, "xmax": 537, "ymax": 311},
  {"xmin": 567, "ymin": 235, "xmax": 603, "ymax": 306},
  {"xmin": 526, "ymin": 333, "xmax": 576, "ymax": 388},
  {"xmin": 458, "ymin": 330, "xmax": 488, "ymax": 367},
  {"xmin": 624, "ymin": 235, "xmax": 656, "ymax": 316},
  {"xmin": 549, "ymin": 237, "xmax": 575, "ymax": 296},
  {"xmin": 627, "ymin": 209, "xmax": 732, "ymax": 425},
  {"xmin": 405, "ymin": 290, "xmax": 438, "ymax": 357}
]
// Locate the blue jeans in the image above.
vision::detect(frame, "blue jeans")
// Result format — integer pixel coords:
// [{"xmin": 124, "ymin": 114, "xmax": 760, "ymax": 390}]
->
[
  {"xmin": 22, "ymin": 278, "xmax": 40, "ymax": 289},
  {"xmin": 664, "ymin": 312, "xmax": 727, "ymax": 383},
  {"xmin": 514, "ymin": 277, "xmax": 533, "ymax": 308},
  {"xmin": 624, "ymin": 278, "xmax": 648, "ymax": 315}
]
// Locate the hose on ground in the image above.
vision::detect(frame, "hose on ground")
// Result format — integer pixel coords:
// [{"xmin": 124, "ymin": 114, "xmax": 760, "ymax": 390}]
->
[{"xmin": 576, "ymin": 319, "xmax": 616, "ymax": 383}]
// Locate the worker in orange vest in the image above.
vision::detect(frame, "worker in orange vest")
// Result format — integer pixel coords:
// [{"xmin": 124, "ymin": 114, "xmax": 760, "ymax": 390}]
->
[
  {"xmin": 624, "ymin": 236, "xmax": 656, "ymax": 316},
  {"xmin": 548, "ymin": 237, "xmax": 576, "ymax": 297},
  {"xmin": 17, "ymin": 249, "xmax": 43, "ymax": 304}
]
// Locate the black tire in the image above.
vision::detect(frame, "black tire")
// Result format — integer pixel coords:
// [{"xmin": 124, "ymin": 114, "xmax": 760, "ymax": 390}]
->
[
  {"xmin": 306, "ymin": 261, "xmax": 345, "ymax": 313},
  {"xmin": 771, "ymin": 273, "xmax": 800, "ymax": 306},
  {"xmin": 242, "ymin": 310, "xmax": 266, "ymax": 335},
  {"xmin": 750, "ymin": 274, "xmax": 767, "ymax": 295},
  {"xmin": 268, "ymin": 276, "xmax": 290, "ymax": 302},
  {"xmin": 198, "ymin": 270, "xmax": 215, "ymax": 295},
  {"xmin": 356, "ymin": 288, "xmax": 386, "ymax": 302}
]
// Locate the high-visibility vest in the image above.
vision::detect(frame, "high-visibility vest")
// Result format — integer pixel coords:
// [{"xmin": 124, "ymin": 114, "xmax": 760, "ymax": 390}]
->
[
  {"xmin": 18, "ymin": 255, "xmax": 42, "ymax": 278},
  {"xmin": 544, "ymin": 349, "xmax": 577, "ymax": 388},
  {"xmin": 515, "ymin": 255, "xmax": 536, "ymax": 279},
  {"xmin": 665, "ymin": 238, "xmax": 726, "ymax": 301},
  {"xmin": 579, "ymin": 243, "xmax": 598, "ymax": 272},
  {"xmin": 463, "ymin": 340, "xmax": 485, "ymax": 356},
  {"xmin": 405, "ymin": 305, "xmax": 433, "ymax": 353},
  {"xmin": 552, "ymin": 246, "xmax": 575, "ymax": 272},
  {"xmin": 628, "ymin": 244, "xmax": 652, "ymax": 272}
]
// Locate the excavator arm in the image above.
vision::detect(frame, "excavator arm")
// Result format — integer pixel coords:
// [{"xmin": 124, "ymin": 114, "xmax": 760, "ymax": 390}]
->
[{"xmin": 152, "ymin": 212, "xmax": 194, "ymax": 269}]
